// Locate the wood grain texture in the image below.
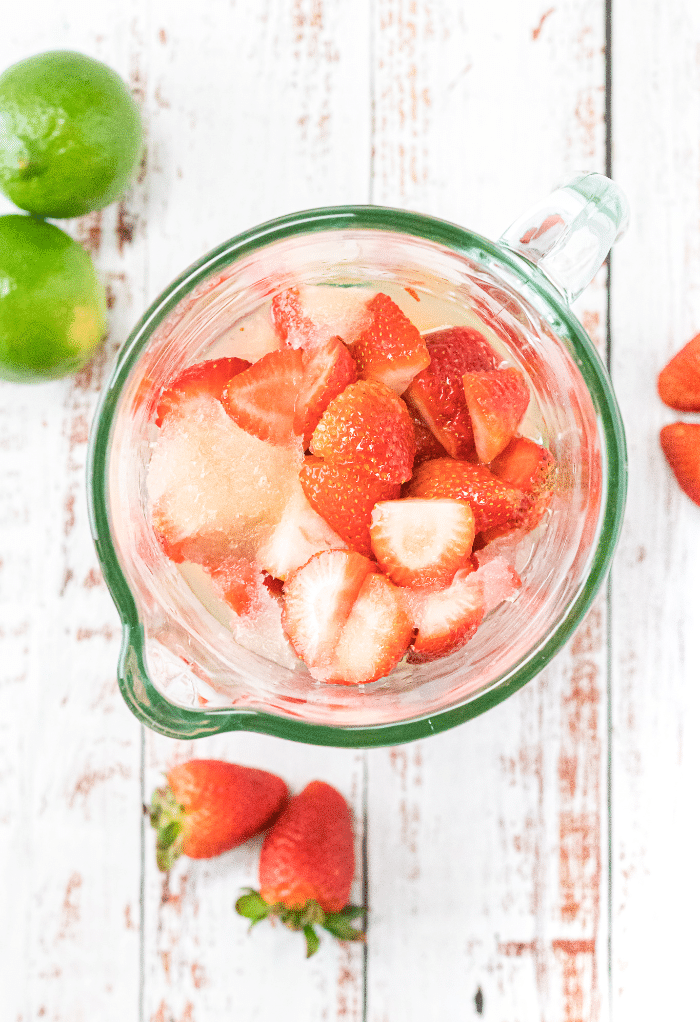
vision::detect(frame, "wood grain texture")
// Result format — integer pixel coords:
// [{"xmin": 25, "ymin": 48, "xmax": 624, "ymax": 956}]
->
[
  {"xmin": 3, "ymin": 0, "xmax": 695, "ymax": 1019},
  {"xmin": 367, "ymin": 1, "xmax": 610, "ymax": 1019},
  {"xmin": 610, "ymin": 0, "xmax": 700, "ymax": 1017}
]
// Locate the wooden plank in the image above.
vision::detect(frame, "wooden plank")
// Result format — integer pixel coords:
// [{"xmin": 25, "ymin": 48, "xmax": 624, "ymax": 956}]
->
[
  {"xmin": 366, "ymin": 1, "xmax": 610, "ymax": 1019},
  {"xmin": 0, "ymin": 8, "xmax": 151, "ymax": 1019},
  {"xmin": 139, "ymin": 2, "xmax": 372, "ymax": 1019},
  {"xmin": 610, "ymin": 0, "xmax": 700, "ymax": 1016}
]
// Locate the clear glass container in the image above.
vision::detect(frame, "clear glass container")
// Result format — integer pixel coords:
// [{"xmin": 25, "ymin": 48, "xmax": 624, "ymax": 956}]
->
[{"xmin": 88, "ymin": 186, "xmax": 627, "ymax": 747}]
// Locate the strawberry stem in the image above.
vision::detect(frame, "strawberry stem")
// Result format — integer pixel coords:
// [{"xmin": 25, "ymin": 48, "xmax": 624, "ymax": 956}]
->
[
  {"xmin": 149, "ymin": 785, "xmax": 186, "ymax": 872},
  {"xmin": 235, "ymin": 890, "xmax": 365, "ymax": 956}
]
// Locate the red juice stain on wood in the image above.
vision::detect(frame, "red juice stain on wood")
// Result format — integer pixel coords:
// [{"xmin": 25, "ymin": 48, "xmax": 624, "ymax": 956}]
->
[
  {"xmin": 532, "ymin": 7, "xmax": 555, "ymax": 41},
  {"xmin": 553, "ymin": 939, "xmax": 596, "ymax": 1022}
]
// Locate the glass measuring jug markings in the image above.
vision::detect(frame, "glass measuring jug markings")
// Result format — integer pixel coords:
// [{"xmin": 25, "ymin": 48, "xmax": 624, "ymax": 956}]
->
[{"xmin": 88, "ymin": 173, "xmax": 628, "ymax": 747}]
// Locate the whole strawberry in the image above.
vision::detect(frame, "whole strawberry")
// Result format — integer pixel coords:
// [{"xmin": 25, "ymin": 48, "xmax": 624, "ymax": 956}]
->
[
  {"xmin": 149, "ymin": 759, "xmax": 288, "ymax": 872},
  {"xmin": 236, "ymin": 780, "xmax": 364, "ymax": 957}
]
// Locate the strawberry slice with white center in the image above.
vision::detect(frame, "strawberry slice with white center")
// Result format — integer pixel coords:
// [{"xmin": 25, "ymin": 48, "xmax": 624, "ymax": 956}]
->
[
  {"xmin": 310, "ymin": 379, "xmax": 416, "ymax": 484},
  {"xmin": 407, "ymin": 457, "xmax": 526, "ymax": 533},
  {"xmin": 350, "ymin": 292, "xmax": 430, "ymax": 394},
  {"xmin": 462, "ymin": 367, "xmax": 530, "ymax": 462},
  {"xmin": 282, "ymin": 550, "xmax": 375, "ymax": 678},
  {"xmin": 370, "ymin": 498, "xmax": 475, "ymax": 588},
  {"xmin": 155, "ymin": 356, "xmax": 251, "ymax": 427},
  {"xmin": 330, "ymin": 573, "xmax": 413, "ymax": 685},
  {"xmin": 488, "ymin": 435, "xmax": 555, "ymax": 535},
  {"xmin": 221, "ymin": 348, "xmax": 305, "ymax": 445},
  {"xmin": 407, "ymin": 573, "xmax": 485, "ymax": 663},
  {"xmin": 294, "ymin": 336, "xmax": 358, "ymax": 448},
  {"xmin": 404, "ymin": 326, "xmax": 500, "ymax": 459}
]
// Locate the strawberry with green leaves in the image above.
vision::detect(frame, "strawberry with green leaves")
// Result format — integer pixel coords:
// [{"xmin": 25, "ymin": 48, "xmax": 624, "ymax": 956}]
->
[
  {"xmin": 236, "ymin": 780, "xmax": 364, "ymax": 957},
  {"xmin": 149, "ymin": 759, "xmax": 289, "ymax": 872}
]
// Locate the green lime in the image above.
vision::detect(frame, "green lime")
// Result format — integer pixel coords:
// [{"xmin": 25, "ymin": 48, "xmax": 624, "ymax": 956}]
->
[
  {"xmin": 0, "ymin": 49, "xmax": 143, "ymax": 219},
  {"xmin": 0, "ymin": 214, "xmax": 107, "ymax": 382}
]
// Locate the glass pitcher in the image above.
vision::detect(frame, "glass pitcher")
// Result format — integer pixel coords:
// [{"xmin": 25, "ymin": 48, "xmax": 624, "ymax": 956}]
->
[{"xmin": 87, "ymin": 172, "xmax": 628, "ymax": 747}]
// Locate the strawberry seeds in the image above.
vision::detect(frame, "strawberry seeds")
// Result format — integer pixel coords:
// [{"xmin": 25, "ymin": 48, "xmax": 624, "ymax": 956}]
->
[{"xmin": 146, "ymin": 284, "xmax": 557, "ymax": 685}]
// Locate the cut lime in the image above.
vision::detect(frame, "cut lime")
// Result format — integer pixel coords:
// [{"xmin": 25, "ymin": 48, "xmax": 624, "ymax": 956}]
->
[
  {"xmin": 0, "ymin": 49, "xmax": 143, "ymax": 219},
  {"xmin": 0, "ymin": 214, "xmax": 107, "ymax": 382}
]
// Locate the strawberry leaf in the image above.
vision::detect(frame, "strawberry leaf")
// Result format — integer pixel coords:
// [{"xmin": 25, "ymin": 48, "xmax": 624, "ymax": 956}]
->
[
  {"xmin": 321, "ymin": 904, "xmax": 366, "ymax": 942},
  {"xmin": 235, "ymin": 889, "xmax": 271, "ymax": 928},
  {"xmin": 303, "ymin": 924, "xmax": 320, "ymax": 958},
  {"xmin": 149, "ymin": 785, "xmax": 185, "ymax": 872}
]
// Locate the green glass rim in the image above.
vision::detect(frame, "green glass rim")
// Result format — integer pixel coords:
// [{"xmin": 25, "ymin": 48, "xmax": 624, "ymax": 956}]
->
[{"xmin": 87, "ymin": 204, "xmax": 627, "ymax": 747}]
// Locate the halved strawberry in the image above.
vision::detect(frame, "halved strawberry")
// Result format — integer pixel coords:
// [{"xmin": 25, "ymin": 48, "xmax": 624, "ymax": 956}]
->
[
  {"xmin": 407, "ymin": 457, "xmax": 526, "ymax": 533},
  {"xmin": 310, "ymin": 379, "xmax": 416, "ymax": 484},
  {"xmin": 408, "ymin": 402, "xmax": 449, "ymax": 466},
  {"xmin": 489, "ymin": 435, "xmax": 555, "ymax": 533},
  {"xmin": 658, "ymin": 331, "xmax": 700, "ymax": 411},
  {"xmin": 660, "ymin": 422, "xmax": 700, "ymax": 506},
  {"xmin": 462, "ymin": 367, "xmax": 530, "ymax": 463},
  {"xmin": 369, "ymin": 498, "xmax": 475, "ymax": 588},
  {"xmin": 221, "ymin": 348, "xmax": 305, "ymax": 445},
  {"xmin": 271, "ymin": 285, "xmax": 373, "ymax": 350},
  {"xmin": 407, "ymin": 573, "xmax": 484, "ymax": 662},
  {"xmin": 282, "ymin": 550, "xmax": 375, "ymax": 679},
  {"xmin": 350, "ymin": 292, "xmax": 430, "ymax": 394},
  {"xmin": 330, "ymin": 572, "xmax": 413, "ymax": 685},
  {"xmin": 300, "ymin": 456, "xmax": 400, "ymax": 556},
  {"xmin": 295, "ymin": 336, "xmax": 358, "ymax": 448},
  {"xmin": 257, "ymin": 484, "xmax": 347, "ymax": 580},
  {"xmin": 156, "ymin": 357, "xmax": 251, "ymax": 427},
  {"xmin": 404, "ymin": 326, "xmax": 500, "ymax": 460}
]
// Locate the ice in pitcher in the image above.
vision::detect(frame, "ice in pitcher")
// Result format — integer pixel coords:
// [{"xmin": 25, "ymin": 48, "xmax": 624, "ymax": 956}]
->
[{"xmin": 146, "ymin": 282, "xmax": 555, "ymax": 685}]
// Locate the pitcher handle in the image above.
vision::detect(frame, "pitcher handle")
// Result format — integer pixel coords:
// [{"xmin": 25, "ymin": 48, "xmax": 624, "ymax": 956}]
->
[{"xmin": 498, "ymin": 172, "xmax": 630, "ymax": 305}]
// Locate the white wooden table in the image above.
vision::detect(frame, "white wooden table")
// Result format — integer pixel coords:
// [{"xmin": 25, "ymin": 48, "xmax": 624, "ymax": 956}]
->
[{"xmin": 2, "ymin": 3, "xmax": 699, "ymax": 1019}]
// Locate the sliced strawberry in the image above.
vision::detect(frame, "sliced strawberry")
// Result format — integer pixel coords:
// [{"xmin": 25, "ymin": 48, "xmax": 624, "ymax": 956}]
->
[
  {"xmin": 271, "ymin": 284, "xmax": 373, "ymax": 350},
  {"xmin": 221, "ymin": 348, "xmax": 305, "ymax": 445},
  {"xmin": 330, "ymin": 572, "xmax": 413, "ymax": 685},
  {"xmin": 310, "ymin": 379, "xmax": 416, "ymax": 484},
  {"xmin": 404, "ymin": 326, "xmax": 501, "ymax": 460},
  {"xmin": 462, "ymin": 367, "xmax": 530, "ymax": 462},
  {"xmin": 407, "ymin": 457, "xmax": 526, "ymax": 533},
  {"xmin": 205, "ymin": 557, "xmax": 261, "ymax": 616},
  {"xmin": 407, "ymin": 573, "xmax": 485, "ymax": 662},
  {"xmin": 282, "ymin": 550, "xmax": 375, "ymax": 678},
  {"xmin": 156, "ymin": 357, "xmax": 251, "ymax": 427},
  {"xmin": 299, "ymin": 456, "xmax": 400, "ymax": 556},
  {"xmin": 270, "ymin": 287, "xmax": 316, "ymax": 347},
  {"xmin": 369, "ymin": 498, "xmax": 475, "ymax": 588},
  {"xmin": 257, "ymin": 483, "xmax": 347, "ymax": 580},
  {"xmin": 295, "ymin": 336, "xmax": 358, "ymax": 447},
  {"xmin": 658, "ymin": 331, "xmax": 700, "ymax": 411},
  {"xmin": 350, "ymin": 292, "xmax": 430, "ymax": 394},
  {"xmin": 489, "ymin": 435, "xmax": 555, "ymax": 533},
  {"xmin": 660, "ymin": 422, "xmax": 700, "ymax": 506},
  {"xmin": 408, "ymin": 402, "xmax": 449, "ymax": 466}
]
